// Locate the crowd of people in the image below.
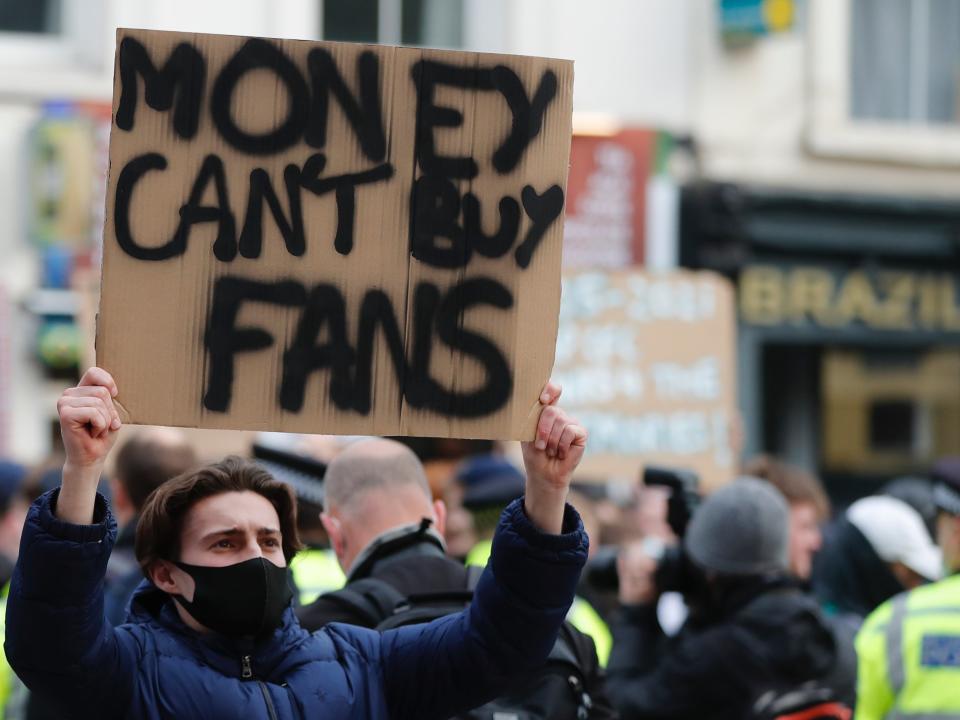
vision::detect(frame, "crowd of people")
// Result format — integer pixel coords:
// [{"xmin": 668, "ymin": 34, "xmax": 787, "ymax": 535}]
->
[{"xmin": 0, "ymin": 368, "xmax": 958, "ymax": 718}]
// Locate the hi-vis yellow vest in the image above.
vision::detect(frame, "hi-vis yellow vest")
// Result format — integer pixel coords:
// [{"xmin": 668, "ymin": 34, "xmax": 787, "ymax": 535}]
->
[
  {"xmin": 855, "ymin": 574, "xmax": 960, "ymax": 720},
  {"xmin": 290, "ymin": 548, "xmax": 346, "ymax": 605}
]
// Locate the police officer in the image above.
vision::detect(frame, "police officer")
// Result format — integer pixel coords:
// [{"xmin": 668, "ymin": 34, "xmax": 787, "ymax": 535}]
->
[{"xmin": 856, "ymin": 458, "xmax": 960, "ymax": 720}]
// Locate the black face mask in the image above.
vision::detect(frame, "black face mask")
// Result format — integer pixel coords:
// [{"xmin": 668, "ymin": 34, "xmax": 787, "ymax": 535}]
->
[{"xmin": 172, "ymin": 557, "xmax": 292, "ymax": 637}]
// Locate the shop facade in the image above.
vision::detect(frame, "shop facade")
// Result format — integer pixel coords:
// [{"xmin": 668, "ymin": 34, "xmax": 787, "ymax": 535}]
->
[{"xmin": 680, "ymin": 182, "xmax": 960, "ymax": 502}]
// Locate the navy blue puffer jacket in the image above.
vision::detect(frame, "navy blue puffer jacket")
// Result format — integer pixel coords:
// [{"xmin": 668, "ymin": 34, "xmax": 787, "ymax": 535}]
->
[{"xmin": 5, "ymin": 490, "xmax": 587, "ymax": 719}]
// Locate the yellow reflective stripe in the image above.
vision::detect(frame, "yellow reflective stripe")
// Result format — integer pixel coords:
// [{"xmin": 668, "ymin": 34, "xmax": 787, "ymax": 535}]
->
[
  {"xmin": 855, "ymin": 601, "xmax": 897, "ymax": 720},
  {"xmin": 887, "ymin": 594, "xmax": 909, "ymax": 695},
  {"xmin": 894, "ymin": 597, "xmax": 960, "ymax": 716}
]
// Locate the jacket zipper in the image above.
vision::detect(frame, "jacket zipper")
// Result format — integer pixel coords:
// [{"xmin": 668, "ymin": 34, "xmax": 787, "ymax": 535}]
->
[
  {"xmin": 241, "ymin": 655, "xmax": 279, "ymax": 720},
  {"xmin": 257, "ymin": 681, "xmax": 279, "ymax": 720}
]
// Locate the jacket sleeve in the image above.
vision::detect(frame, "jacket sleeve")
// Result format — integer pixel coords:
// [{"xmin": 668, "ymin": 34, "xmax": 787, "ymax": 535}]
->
[
  {"xmin": 379, "ymin": 498, "xmax": 588, "ymax": 720},
  {"xmin": 4, "ymin": 490, "xmax": 136, "ymax": 719},
  {"xmin": 606, "ymin": 605, "xmax": 744, "ymax": 719}
]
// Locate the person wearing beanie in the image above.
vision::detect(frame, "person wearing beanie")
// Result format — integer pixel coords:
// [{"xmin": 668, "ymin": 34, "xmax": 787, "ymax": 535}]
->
[
  {"xmin": 855, "ymin": 458, "xmax": 960, "ymax": 720},
  {"xmin": 608, "ymin": 478, "xmax": 854, "ymax": 719}
]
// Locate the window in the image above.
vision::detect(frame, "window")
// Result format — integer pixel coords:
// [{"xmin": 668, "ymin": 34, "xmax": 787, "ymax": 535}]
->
[
  {"xmin": 0, "ymin": 0, "xmax": 61, "ymax": 35},
  {"xmin": 821, "ymin": 349, "xmax": 960, "ymax": 473},
  {"xmin": 808, "ymin": 0, "xmax": 960, "ymax": 165},
  {"xmin": 323, "ymin": 0, "xmax": 462, "ymax": 47},
  {"xmin": 868, "ymin": 400, "xmax": 917, "ymax": 453},
  {"xmin": 851, "ymin": 0, "xmax": 960, "ymax": 125}
]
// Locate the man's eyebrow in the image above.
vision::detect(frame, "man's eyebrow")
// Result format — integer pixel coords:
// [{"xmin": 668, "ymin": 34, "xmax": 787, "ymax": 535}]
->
[
  {"xmin": 200, "ymin": 527, "xmax": 281, "ymax": 542},
  {"xmin": 201, "ymin": 528, "xmax": 242, "ymax": 542}
]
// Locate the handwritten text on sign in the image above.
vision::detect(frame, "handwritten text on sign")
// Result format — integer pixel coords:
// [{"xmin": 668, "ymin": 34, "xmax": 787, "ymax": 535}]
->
[
  {"xmin": 97, "ymin": 29, "xmax": 573, "ymax": 438},
  {"xmin": 554, "ymin": 271, "xmax": 737, "ymax": 488}
]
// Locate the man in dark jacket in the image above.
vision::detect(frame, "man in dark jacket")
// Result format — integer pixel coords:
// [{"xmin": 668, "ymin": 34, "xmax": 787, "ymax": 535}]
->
[
  {"xmin": 297, "ymin": 439, "xmax": 615, "ymax": 718},
  {"xmin": 4, "ymin": 367, "xmax": 589, "ymax": 720},
  {"xmin": 608, "ymin": 478, "xmax": 854, "ymax": 720}
]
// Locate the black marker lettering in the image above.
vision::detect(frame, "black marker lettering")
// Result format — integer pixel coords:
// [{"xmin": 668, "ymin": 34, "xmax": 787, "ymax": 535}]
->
[
  {"xmin": 114, "ymin": 152, "xmax": 178, "ymax": 261},
  {"xmin": 176, "ymin": 155, "xmax": 237, "ymax": 262},
  {"xmin": 409, "ymin": 174, "xmax": 469, "ymax": 268},
  {"xmin": 306, "ymin": 49, "xmax": 386, "ymax": 163},
  {"xmin": 431, "ymin": 278, "xmax": 514, "ymax": 417},
  {"xmin": 491, "ymin": 67, "xmax": 558, "ymax": 174},
  {"xmin": 514, "ymin": 184, "xmax": 564, "ymax": 269},
  {"xmin": 349, "ymin": 290, "xmax": 407, "ymax": 414},
  {"xmin": 300, "ymin": 156, "xmax": 394, "ymax": 255},
  {"xmin": 211, "ymin": 38, "xmax": 308, "ymax": 155},
  {"xmin": 403, "ymin": 282, "xmax": 442, "ymax": 409},
  {"xmin": 411, "ymin": 61, "xmax": 494, "ymax": 179},
  {"xmin": 238, "ymin": 165, "xmax": 305, "ymax": 258},
  {"xmin": 280, "ymin": 284, "xmax": 355, "ymax": 413},
  {"xmin": 464, "ymin": 193, "xmax": 520, "ymax": 259},
  {"xmin": 203, "ymin": 277, "xmax": 307, "ymax": 412},
  {"xmin": 116, "ymin": 37, "xmax": 206, "ymax": 138}
]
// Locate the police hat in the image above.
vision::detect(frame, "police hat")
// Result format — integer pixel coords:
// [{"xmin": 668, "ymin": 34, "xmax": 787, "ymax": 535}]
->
[{"xmin": 932, "ymin": 457, "xmax": 960, "ymax": 517}]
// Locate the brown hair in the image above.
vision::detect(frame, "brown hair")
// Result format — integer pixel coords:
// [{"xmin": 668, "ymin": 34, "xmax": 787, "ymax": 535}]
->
[
  {"xmin": 115, "ymin": 435, "xmax": 198, "ymax": 511},
  {"xmin": 135, "ymin": 456, "xmax": 302, "ymax": 574},
  {"xmin": 743, "ymin": 454, "xmax": 831, "ymax": 520}
]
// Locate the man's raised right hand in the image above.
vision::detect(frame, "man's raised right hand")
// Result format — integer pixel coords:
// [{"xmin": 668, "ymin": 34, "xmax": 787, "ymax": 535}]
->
[{"xmin": 58, "ymin": 367, "xmax": 122, "ymax": 470}]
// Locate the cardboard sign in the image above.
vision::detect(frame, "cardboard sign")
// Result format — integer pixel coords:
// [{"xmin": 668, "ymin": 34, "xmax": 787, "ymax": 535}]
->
[
  {"xmin": 554, "ymin": 270, "xmax": 737, "ymax": 489},
  {"xmin": 97, "ymin": 29, "xmax": 573, "ymax": 439}
]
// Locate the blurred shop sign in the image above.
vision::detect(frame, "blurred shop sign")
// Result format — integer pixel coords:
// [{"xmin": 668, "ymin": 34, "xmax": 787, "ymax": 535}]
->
[
  {"xmin": 554, "ymin": 270, "xmax": 738, "ymax": 489},
  {"xmin": 719, "ymin": 0, "xmax": 794, "ymax": 46},
  {"xmin": 741, "ymin": 264, "xmax": 960, "ymax": 333},
  {"xmin": 27, "ymin": 101, "xmax": 111, "ymax": 252},
  {"xmin": 563, "ymin": 129, "xmax": 665, "ymax": 268}
]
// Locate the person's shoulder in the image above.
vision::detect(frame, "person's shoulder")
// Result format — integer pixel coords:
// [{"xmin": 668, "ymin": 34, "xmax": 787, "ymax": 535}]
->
[
  {"xmin": 857, "ymin": 592, "xmax": 900, "ymax": 643},
  {"xmin": 297, "ymin": 593, "xmax": 374, "ymax": 631},
  {"xmin": 902, "ymin": 574, "xmax": 960, "ymax": 612}
]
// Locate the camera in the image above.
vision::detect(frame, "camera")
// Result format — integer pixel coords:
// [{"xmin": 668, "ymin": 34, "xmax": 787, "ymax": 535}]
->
[
  {"xmin": 642, "ymin": 466, "xmax": 702, "ymax": 595},
  {"xmin": 583, "ymin": 465, "xmax": 703, "ymax": 597}
]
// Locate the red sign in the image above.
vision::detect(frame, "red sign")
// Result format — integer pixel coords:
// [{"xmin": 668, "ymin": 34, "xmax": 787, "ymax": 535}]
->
[{"xmin": 563, "ymin": 129, "xmax": 656, "ymax": 268}]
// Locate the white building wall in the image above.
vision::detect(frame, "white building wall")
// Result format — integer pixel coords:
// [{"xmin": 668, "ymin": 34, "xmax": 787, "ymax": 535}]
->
[
  {"xmin": 465, "ymin": 0, "xmax": 694, "ymax": 130},
  {"xmin": 689, "ymin": 0, "xmax": 960, "ymax": 199}
]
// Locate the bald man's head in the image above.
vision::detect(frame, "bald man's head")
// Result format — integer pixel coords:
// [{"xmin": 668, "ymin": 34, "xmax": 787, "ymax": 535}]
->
[
  {"xmin": 323, "ymin": 439, "xmax": 432, "ymax": 515},
  {"xmin": 321, "ymin": 439, "xmax": 445, "ymax": 574}
]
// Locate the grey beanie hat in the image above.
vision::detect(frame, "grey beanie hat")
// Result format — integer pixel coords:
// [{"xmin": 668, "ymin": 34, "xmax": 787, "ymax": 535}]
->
[{"xmin": 685, "ymin": 477, "xmax": 790, "ymax": 576}]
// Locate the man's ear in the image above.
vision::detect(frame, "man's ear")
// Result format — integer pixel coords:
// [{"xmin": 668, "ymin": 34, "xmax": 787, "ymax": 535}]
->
[
  {"xmin": 321, "ymin": 513, "xmax": 345, "ymax": 561},
  {"xmin": 432, "ymin": 499, "xmax": 447, "ymax": 537},
  {"xmin": 149, "ymin": 559, "xmax": 192, "ymax": 600},
  {"xmin": 110, "ymin": 477, "xmax": 131, "ymax": 516}
]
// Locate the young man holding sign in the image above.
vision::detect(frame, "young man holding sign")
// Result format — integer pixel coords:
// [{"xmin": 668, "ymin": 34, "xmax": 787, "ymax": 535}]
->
[{"xmin": 5, "ymin": 367, "xmax": 587, "ymax": 720}]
